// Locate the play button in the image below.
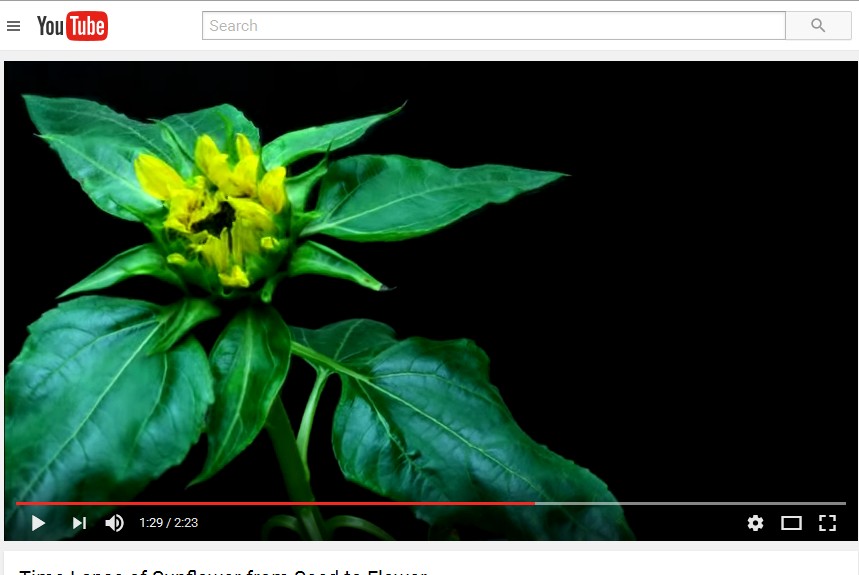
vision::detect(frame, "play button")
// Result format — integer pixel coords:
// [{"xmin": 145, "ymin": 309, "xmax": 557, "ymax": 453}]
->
[{"xmin": 31, "ymin": 515, "xmax": 45, "ymax": 531}]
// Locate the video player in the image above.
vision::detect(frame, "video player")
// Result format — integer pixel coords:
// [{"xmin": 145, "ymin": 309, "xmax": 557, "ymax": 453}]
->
[{"xmin": 4, "ymin": 60, "xmax": 856, "ymax": 543}]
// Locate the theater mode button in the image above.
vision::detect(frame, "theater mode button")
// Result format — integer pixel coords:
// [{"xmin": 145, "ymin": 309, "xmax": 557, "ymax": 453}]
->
[{"xmin": 780, "ymin": 516, "xmax": 802, "ymax": 531}]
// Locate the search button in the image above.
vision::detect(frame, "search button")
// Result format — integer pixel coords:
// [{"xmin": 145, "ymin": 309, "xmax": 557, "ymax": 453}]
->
[{"xmin": 786, "ymin": 12, "xmax": 851, "ymax": 39}]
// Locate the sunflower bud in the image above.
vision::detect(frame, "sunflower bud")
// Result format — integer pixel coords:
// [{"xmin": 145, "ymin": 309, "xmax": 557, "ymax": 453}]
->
[{"xmin": 134, "ymin": 133, "xmax": 290, "ymax": 294}]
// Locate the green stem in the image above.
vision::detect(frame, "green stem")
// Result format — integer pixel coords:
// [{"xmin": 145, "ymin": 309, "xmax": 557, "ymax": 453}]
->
[
  {"xmin": 266, "ymin": 396, "xmax": 328, "ymax": 540},
  {"xmin": 297, "ymin": 369, "xmax": 330, "ymax": 478},
  {"xmin": 261, "ymin": 272, "xmax": 289, "ymax": 303},
  {"xmin": 292, "ymin": 342, "xmax": 368, "ymax": 382},
  {"xmin": 326, "ymin": 515, "xmax": 395, "ymax": 541},
  {"xmin": 261, "ymin": 514, "xmax": 303, "ymax": 540}
]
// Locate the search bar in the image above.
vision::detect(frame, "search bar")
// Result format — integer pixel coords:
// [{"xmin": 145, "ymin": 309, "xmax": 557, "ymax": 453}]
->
[
  {"xmin": 203, "ymin": 11, "xmax": 792, "ymax": 41},
  {"xmin": 203, "ymin": 11, "xmax": 785, "ymax": 40}
]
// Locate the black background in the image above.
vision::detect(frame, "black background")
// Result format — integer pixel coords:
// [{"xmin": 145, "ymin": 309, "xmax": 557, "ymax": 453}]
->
[{"xmin": 4, "ymin": 61, "xmax": 857, "ymax": 541}]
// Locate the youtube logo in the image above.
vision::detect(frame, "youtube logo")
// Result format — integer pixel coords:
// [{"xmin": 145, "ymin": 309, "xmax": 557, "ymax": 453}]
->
[
  {"xmin": 67, "ymin": 11, "xmax": 108, "ymax": 40},
  {"xmin": 36, "ymin": 11, "xmax": 108, "ymax": 41}
]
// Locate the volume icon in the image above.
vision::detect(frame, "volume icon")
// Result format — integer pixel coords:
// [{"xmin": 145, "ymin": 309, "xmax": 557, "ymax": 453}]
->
[{"xmin": 104, "ymin": 514, "xmax": 124, "ymax": 532}]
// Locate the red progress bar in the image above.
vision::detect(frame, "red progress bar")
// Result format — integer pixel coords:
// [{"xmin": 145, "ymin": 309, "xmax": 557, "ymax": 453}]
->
[{"xmin": 18, "ymin": 501, "xmax": 535, "ymax": 507}]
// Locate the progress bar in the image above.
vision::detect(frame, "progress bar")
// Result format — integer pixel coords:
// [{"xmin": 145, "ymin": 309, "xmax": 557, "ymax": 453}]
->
[
  {"xmin": 17, "ymin": 501, "xmax": 848, "ymax": 507},
  {"xmin": 537, "ymin": 502, "xmax": 849, "ymax": 506},
  {"xmin": 18, "ymin": 501, "xmax": 535, "ymax": 507}
]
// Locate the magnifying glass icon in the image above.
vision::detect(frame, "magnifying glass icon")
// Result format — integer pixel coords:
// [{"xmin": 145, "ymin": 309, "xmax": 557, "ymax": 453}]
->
[{"xmin": 811, "ymin": 18, "xmax": 826, "ymax": 32}]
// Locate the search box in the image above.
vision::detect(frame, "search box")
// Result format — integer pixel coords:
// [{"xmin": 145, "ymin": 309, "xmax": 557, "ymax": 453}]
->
[{"xmin": 202, "ymin": 11, "xmax": 787, "ymax": 41}]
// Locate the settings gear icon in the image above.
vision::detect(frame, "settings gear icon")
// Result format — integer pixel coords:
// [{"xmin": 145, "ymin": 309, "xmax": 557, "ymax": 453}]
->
[{"xmin": 747, "ymin": 515, "xmax": 764, "ymax": 531}]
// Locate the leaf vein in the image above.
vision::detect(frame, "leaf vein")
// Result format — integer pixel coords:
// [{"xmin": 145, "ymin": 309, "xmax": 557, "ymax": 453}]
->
[
  {"xmin": 15, "ymin": 320, "xmax": 162, "ymax": 507},
  {"xmin": 357, "ymin": 378, "xmax": 548, "ymax": 499},
  {"xmin": 309, "ymin": 180, "xmax": 491, "ymax": 235}
]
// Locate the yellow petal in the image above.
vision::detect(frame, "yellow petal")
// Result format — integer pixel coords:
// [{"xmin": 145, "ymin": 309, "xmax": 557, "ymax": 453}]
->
[
  {"xmin": 166, "ymin": 253, "xmax": 188, "ymax": 266},
  {"xmin": 198, "ymin": 228, "xmax": 230, "ymax": 273},
  {"xmin": 231, "ymin": 222, "xmax": 245, "ymax": 264},
  {"xmin": 258, "ymin": 167, "xmax": 287, "ymax": 214},
  {"xmin": 195, "ymin": 135, "xmax": 231, "ymax": 190},
  {"xmin": 219, "ymin": 265, "xmax": 250, "ymax": 288},
  {"xmin": 229, "ymin": 154, "xmax": 260, "ymax": 197},
  {"xmin": 236, "ymin": 134, "xmax": 255, "ymax": 160},
  {"xmin": 228, "ymin": 197, "xmax": 276, "ymax": 233},
  {"xmin": 260, "ymin": 236, "xmax": 279, "ymax": 250},
  {"xmin": 188, "ymin": 231, "xmax": 211, "ymax": 246},
  {"xmin": 163, "ymin": 187, "xmax": 208, "ymax": 234},
  {"xmin": 164, "ymin": 216, "xmax": 191, "ymax": 234},
  {"xmin": 231, "ymin": 219, "xmax": 262, "ymax": 262},
  {"xmin": 134, "ymin": 154, "xmax": 185, "ymax": 201},
  {"xmin": 187, "ymin": 190, "xmax": 223, "ymax": 230},
  {"xmin": 188, "ymin": 175, "xmax": 208, "ymax": 193}
]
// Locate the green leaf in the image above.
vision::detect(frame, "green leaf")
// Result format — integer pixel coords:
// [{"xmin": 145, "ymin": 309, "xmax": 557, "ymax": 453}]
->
[
  {"xmin": 291, "ymin": 320, "xmax": 633, "ymax": 541},
  {"xmin": 195, "ymin": 306, "xmax": 291, "ymax": 484},
  {"xmin": 24, "ymin": 95, "xmax": 174, "ymax": 222},
  {"xmin": 284, "ymin": 153, "xmax": 328, "ymax": 211},
  {"xmin": 291, "ymin": 320, "xmax": 398, "ymax": 366},
  {"xmin": 59, "ymin": 244, "xmax": 186, "ymax": 298},
  {"xmin": 303, "ymin": 155, "xmax": 565, "ymax": 242},
  {"xmin": 148, "ymin": 298, "xmax": 221, "ymax": 355},
  {"xmin": 288, "ymin": 241, "xmax": 386, "ymax": 291},
  {"xmin": 261, "ymin": 105, "xmax": 402, "ymax": 170},
  {"xmin": 160, "ymin": 105, "xmax": 260, "ymax": 177},
  {"xmin": 5, "ymin": 296, "xmax": 214, "ymax": 541}
]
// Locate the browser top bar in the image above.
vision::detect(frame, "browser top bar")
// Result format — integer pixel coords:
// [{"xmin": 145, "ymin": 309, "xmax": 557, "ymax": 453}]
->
[{"xmin": 0, "ymin": 1, "xmax": 855, "ymax": 51}]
